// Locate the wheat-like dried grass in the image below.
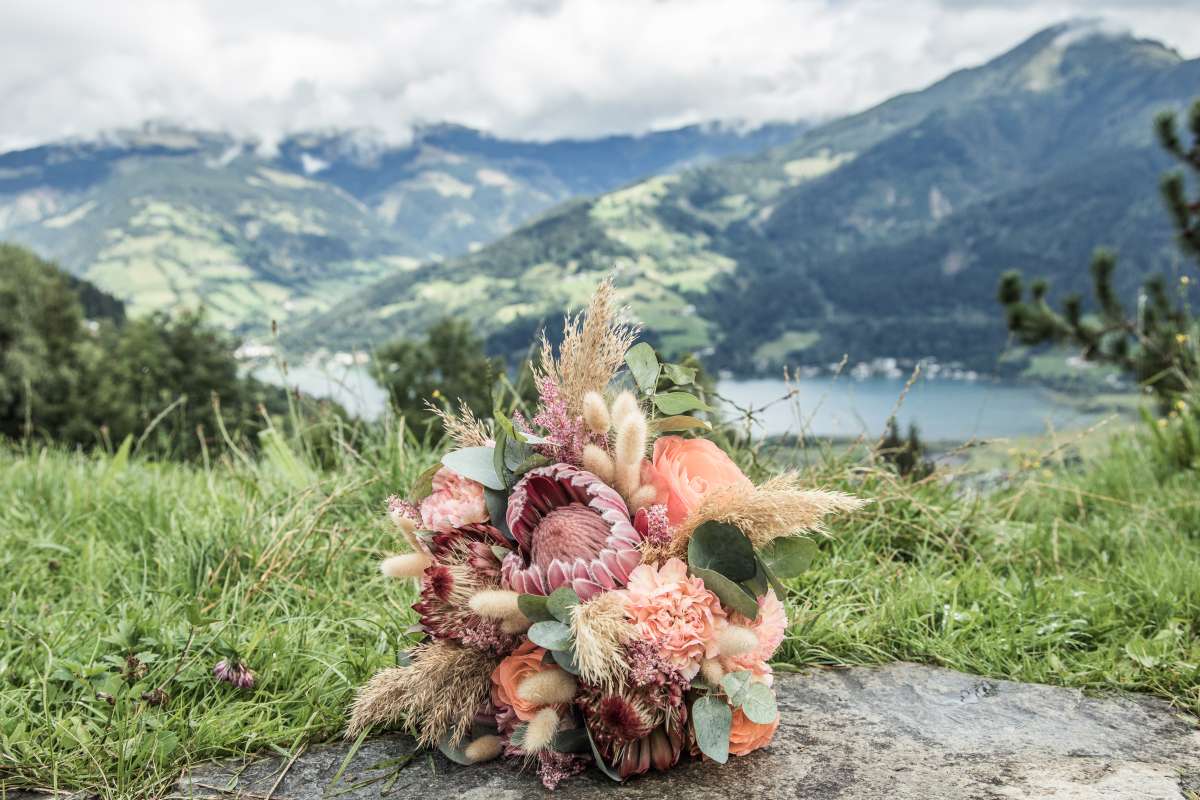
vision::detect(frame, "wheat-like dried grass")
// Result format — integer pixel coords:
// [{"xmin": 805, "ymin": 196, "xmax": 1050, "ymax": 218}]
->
[
  {"xmin": 570, "ymin": 593, "xmax": 634, "ymax": 690},
  {"xmin": 346, "ymin": 640, "xmax": 498, "ymax": 747},
  {"xmin": 537, "ymin": 278, "xmax": 641, "ymax": 418},
  {"xmin": 644, "ymin": 473, "xmax": 865, "ymax": 561},
  {"xmin": 426, "ymin": 400, "xmax": 492, "ymax": 448}
]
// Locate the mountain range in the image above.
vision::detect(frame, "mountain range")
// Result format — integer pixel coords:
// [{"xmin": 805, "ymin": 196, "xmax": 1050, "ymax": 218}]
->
[
  {"xmin": 0, "ymin": 121, "xmax": 804, "ymax": 331},
  {"xmin": 3, "ymin": 21, "xmax": 1198, "ymax": 375},
  {"xmin": 294, "ymin": 22, "xmax": 1200, "ymax": 372}
]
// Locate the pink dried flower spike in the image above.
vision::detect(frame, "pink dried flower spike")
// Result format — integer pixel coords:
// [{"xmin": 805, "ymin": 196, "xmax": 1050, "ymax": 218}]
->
[{"xmin": 501, "ymin": 463, "xmax": 643, "ymax": 600}]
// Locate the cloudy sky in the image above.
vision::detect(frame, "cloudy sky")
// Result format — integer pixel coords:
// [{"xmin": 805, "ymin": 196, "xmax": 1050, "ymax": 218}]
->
[{"xmin": 2, "ymin": 0, "xmax": 1199, "ymax": 150}]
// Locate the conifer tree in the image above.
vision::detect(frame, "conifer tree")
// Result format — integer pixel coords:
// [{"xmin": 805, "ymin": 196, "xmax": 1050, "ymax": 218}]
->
[{"xmin": 997, "ymin": 100, "xmax": 1200, "ymax": 407}]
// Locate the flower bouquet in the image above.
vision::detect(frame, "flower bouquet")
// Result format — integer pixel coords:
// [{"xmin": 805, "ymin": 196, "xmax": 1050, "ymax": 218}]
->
[{"xmin": 348, "ymin": 281, "xmax": 862, "ymax": 788}]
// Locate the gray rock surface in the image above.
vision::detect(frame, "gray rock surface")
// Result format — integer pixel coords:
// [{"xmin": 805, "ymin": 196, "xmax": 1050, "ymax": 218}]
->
[{"xmin": 171, "ymin": 662, "xmax": 1200, "ymax": 799}]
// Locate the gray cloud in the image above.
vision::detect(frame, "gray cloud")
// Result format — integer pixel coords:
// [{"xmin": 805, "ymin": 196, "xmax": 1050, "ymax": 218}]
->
[{"xmin": 1, "ymin": 0, "xmax": 1198, "ymax": 150}]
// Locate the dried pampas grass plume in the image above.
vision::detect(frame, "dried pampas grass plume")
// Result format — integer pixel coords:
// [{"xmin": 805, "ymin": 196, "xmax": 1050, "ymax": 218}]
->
[
  {"xmin": 468, "ymin": 589, "xmax": 522, "ymax": 620},
  {"xmin": 522, "ymin": 707, "xmax": 561, "ymax": 753},
  {"xmin": 581, "ymin": 444, "xmax": 616, "ymax": 484},
  {"xmin": 716, "ymin": 625, "xmax": 758, "ymax": 658},
  {"xmin": 346, "ymin": 641, "xmax": 499, "ymax": 747},
  {"xmin": 464, "ymin": 735, "xmax": 503, "ymax": 763},
  {"xmin": 648, "ymin": 473, "xmax": 865, "ymax": 561},
  {"xmin": 537, "ymin": 278, "xmax": 641, "ymax": 419},
  {"xmin": 582, "ymin": 391, "xmax": 611, "ymax": 435},
  {"xmin": 517, "ymin": 669, "xmax": 578, "ymax": 705},
  {"xmin": 570, "ymin": 593, "xmax": 634, "ymax": 690},
  {"xmin": 380, "ymin": 553, "xmax": 432, "ymax": 579},
  {"xmin": 426, "ymin": 400, "xmax": 492, "ymax": 449}
]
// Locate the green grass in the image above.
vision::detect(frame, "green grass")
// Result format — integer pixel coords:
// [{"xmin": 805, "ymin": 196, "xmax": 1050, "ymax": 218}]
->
[{"xmin": 1, "ymin": 424, "xmax": 1198, "ymax": 798}]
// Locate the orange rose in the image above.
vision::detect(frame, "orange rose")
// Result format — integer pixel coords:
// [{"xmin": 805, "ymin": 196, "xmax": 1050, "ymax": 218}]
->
[
  {"xmin": 490, "ymin": 640, "xmax": 555, "ymax": 721},
  {"xmin": 649, "ymin": 436, "xmax": 753, "ymax": 525},
  {"xmin": 728, "ymin": 707, "xmax": 779, "ymax": 756}
]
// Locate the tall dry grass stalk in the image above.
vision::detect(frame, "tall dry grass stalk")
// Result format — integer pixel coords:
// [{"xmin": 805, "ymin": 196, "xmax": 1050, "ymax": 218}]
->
[
  {"xmin": 427, "ymin": 400, "xmax": 492, "ymax": 448},
  {"xmin": 570, "ymin": 593, "xmax": 634, "ymax": 690},
  {"xmin": 537, "ymin": 278, "xmax": 640, "ymax": 418},
  {"xmin": 346, "ymin": 640, "xmax": 498, "ymax": 746},
  {"xmin": 645, "ymin": 473, "xmax": 865, "ymax": 561}
]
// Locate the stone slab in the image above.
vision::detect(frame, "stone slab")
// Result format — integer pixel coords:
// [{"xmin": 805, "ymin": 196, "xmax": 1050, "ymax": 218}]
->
[{"xmin": 171, "ymin": 662, "xmax": 1200, "ymax": 799}]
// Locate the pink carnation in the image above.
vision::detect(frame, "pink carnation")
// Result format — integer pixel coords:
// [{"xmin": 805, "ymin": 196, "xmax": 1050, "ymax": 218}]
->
[
  {"xmin": 419, "ymin": 467, "xmax": 488, "ymax": 532},
  {"xmin": 720, "ymin": 590, "xmax": 787, "ymax": 685},
  {"xmin": 618, "ymin": 558, "xmax": 726, "ymax": 679}
]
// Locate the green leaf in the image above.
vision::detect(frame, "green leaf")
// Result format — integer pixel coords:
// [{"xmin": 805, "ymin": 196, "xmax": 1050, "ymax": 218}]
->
[
  {"xmin": 661, "ymin": 363, "xmax": 696, "ymax": 386},
  {"xmin": 517, "ymin": 594, "xmax": 555, "ymax": 623},
  {"xmin": 690, "ymin": 565, "xmax": 760, "ymax": 618},
  {"xmin": 546, "ymin": 587, "xmax": 580, "ymax": 624},
  {"xmin": 442, "ymin": 447, "xmax": 505, "ymax": 490},
  {"xmin": 493, "ymin": 428, "xmax": 510, "ymax": 488},
  {"xmin": 484, "ymin": 488, "xmax": 512, "ymax": 539},
  {"xmin": 551, "ymin": 727, "xmax": 590, "ymax": 754},
  {"xmin": 758, "ymin": 536, "xmax": 819, "ymax": 580},
  {"xmin": 757, "ymin": 555, "xmax": 788, "ymax": 599},
  {"xmin": 625, "ymin": 342, "xmax": 661, "ymax": 394},
  {"xmin": 720, "ymin": 670, "xmax": 754, "ymax": 705},
  {"xmin": 551, "ymin": 647, "xmax": 580, "ymax": 675},
  {"xmin": 741, "ymin": 683, "xmax": 778, "ymax": 724},
  {"xmin": 651, "ymin": 414, "xmax": 712, "ymax": 432},
  {"xmin": 653, "ymin": 391, "xmax": 710, "ymax": 415},
  {"xmin": 585, "ymin": 725, "xmax": 624, "ymax": 782},
  {"xmin": 688, "ymin": 521, "xmax": 757, "ymax": 582},
  {"xmin": 742, "ymin": 561, "xmax": 769, "ymax": 598},
  {"xmin": 437, "ymin": 733, "xmax": 474, "ymax": 765},
  {"xmin": 691, "ymin": 695, "xmax": 732, "ymax": 764},
  {"xmin": 409, "ymin": 463, "xmax": 442, "ymax": 500},
  {"xmin": 527, "ymin": 620, "xmax": 573, "ymax": 651}
]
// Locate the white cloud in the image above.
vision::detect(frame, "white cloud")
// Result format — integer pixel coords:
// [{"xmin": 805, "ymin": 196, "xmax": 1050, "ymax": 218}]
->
[{"xmin": 1, "ymin": 0, "xmax": 1198, "ymax": 150}]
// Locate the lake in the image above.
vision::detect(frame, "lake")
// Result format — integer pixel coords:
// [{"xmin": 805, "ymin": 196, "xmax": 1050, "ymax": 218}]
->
[{"xmin": 259, "ymin": 363, "xmax": 1100, "ymax": 442}]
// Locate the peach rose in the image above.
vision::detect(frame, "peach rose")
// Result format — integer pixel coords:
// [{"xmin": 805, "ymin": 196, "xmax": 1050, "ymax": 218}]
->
[
  {"xmin": 490, "ymin": 640, "xmax": 555, "ymax": 721},
  {"xmin": 649, "ymin": 436, "xmax": 752, "ymax": 526},
  {"xmin": 728, "ymin": 707, "xmax": 779, "ymax": 756}
]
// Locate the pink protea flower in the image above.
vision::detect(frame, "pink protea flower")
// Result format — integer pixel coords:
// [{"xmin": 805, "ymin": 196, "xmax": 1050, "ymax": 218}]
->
[
  {"xmin": 501, "ymin": 463, "xmax": 642, "ymax": 600},
  {"xmin": 720, "ymin": 590, "xmax": 788, "ymax": 684},
  {"xmin": 419, "ymin": 467, "xmax": 488, "ymax": 532},
  {"xmin": 618, "ymin": 558, "xmax": 726, "ymax": 679}
]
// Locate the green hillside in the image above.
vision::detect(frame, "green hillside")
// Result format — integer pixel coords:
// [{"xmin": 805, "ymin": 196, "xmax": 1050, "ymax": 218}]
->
[
  {"xmin": 0, "ymin": 123, "xmax": 803, "ymax": 335},
  {"xmin": 294, "ymin": 24, "xmax": 1200, "ymax": 371}
]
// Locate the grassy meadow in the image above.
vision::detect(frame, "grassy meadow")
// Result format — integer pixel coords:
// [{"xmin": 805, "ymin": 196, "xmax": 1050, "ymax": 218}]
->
[{"xmin": 1, "ymin": 417, "xmax": 1199, "ymax": 799}]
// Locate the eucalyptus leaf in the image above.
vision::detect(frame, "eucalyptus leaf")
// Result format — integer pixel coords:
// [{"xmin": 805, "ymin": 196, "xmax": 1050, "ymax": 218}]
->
[
  {"xmin": 442, "ymin": 447, "xmax": 505, "ymax": 490},
  {"xmin": 720, "ymin": 670, "xmax": 754, "ymax": 705},
  {"xmin": 551, "ymin": 727, "xmax": 590, "ymax": 754},
  {"xmin": 409, "ymin": 463, "xmax": 442, "ymax": 500},
  {"xmin": 758, "ymin": 536, "xmax": 819, "ymax": 579},
  {"xmin": 742, "ymin": 683, "xmax": 778, "ymax": 724},
  {"xmin": 528, "ymin": 620, "xmax": 573, "ymax": 651},
  {"xmin": 551, "ymin": 647, "xmax": 580, "ymax": 675},
  {"xmin": 546, "ymin": 587, "xmax": 580, "ymax": 624},
  {"xmin": 653, "ymin": 391, "xmax": 710, "ymax": 415},
  {"xmin": 437, "ymin": 733, "xmax": 474, "ymax": 765},
  {"xmin": 517, "ymin": 594, "xmax": 555, "ymax": 623},
  {"xmin": 688, "ymin": 521, "xmax": 757, "ymax": 582},
  {"xmin": 625, "ymin": 342, "xmax": 660, "ymax": 394},
  {"xmin": 757, "ymin": 555, "xmax": 788, "ymax": 598},
  {"xmin": 690, "ymin": 565, "xmax": 760, "ymax": 619},
  {"xmin": 661, "ymin": 363, "xmax": 697, "ymax": 386},
  {"xmin": 691, "ymin": 695, "xmax": 732, "ymax": 764},
  {"xmin": 492, "ymin": 428, "xmax": 510, "ymax": 488},
  {"xmin": 484, "ymin": 488, "xmax": 512, "ymax": 540},
  {"xmin": 585, "ymin": 724, "xmax": 624, "ymax": 782},
  {"xmin": 742, "ymin": 561, "xmax": 769, "ymax": 598},
  {"xmin": 651, "ymin": 415, "xmax": 712, "ymax": 433}
]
